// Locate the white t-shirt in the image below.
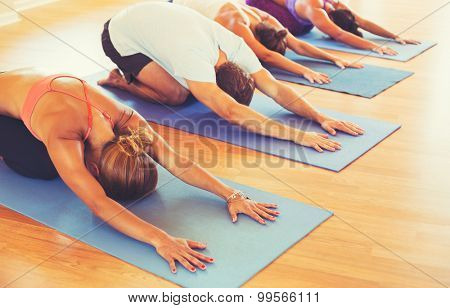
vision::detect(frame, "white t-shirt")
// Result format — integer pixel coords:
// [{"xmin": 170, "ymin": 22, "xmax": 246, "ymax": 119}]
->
[
  {"xmin": 108, "ymin": 2, "xmax": 262, "ymax": 89},
  {"xmin": 173, "ymin": 0, "xmax": 230, "ymax": 20}
]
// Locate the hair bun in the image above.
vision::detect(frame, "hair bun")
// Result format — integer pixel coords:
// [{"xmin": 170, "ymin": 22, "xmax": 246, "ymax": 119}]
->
[
  {"xmin": 116, "ymin": 128, "xmax": 154, "ymax": 157},
  {"xmin": 255, "ymin": 22, "xmax": 288, "ymax": 55},
  {"xmin": 348, "ymin": 22, "xmax": 363, "ymax": 37},
  {"xmin": 276, "ymin": 29, "xmax": 288, "ymax": 39}
]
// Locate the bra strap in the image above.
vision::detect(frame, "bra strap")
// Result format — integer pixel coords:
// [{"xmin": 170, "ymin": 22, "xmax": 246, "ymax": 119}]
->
[{"xmin": 48, "ymin": 76, "xmax": 93, "ymax": 141}]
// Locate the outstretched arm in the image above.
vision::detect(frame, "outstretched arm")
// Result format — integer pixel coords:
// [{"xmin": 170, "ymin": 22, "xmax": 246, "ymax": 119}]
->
[
  {"xmin": 308, "ymin": 8, "xmax": 397, "ymax": 55},
  {"xmin": 286, "ymin": 32, "xmax": 363, "ymax": 68},
  {"xmin": 337, "ymin": 2, "xmax": 420, "ymax": 45},
  {"xmin": 233, "ymin": 22, "xmax": 330, "ymax": 84},
  {"xmin": 45, "ymin": 133, "xmax": 216, "ymax": 274},
  {"xmin": 188, "ymin": 78, "xmax": 343, "ymax": 152},
  {"xmin": 249, "ymin": 5, "xmax": 362, "ymax": 68},
  {"xmin": 252, "ymin": 69, "xmax": 364, "ymax": 147},
  {"xmin": 124, "ymin": 111, "xmax": 280, "ymax": 224}
]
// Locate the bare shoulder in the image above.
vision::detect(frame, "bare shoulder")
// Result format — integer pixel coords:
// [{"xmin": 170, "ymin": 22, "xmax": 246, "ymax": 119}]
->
[
  {"xmin": 0, "ymin": 68, "xmax": 46, "ymax": 117},
  {"xmin": 86, "ymin": 84, "xmax": 133, "ymax": 121},
  {"xmin": 216, "ymin": 2, "xmax": 247, "ymax": 26},
  {"xmin": 308, "ymin": 0, "xmax": 325, "ymax": 7}
]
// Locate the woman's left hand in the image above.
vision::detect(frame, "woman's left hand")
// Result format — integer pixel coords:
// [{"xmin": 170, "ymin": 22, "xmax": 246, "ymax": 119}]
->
[
  {"xmin": 303, "ymin": 69, "xmax": 331, "ymax": 84},
  {"xmin": 333, "ymin": 58, "xmax": 364, "ymax": 69},
  {"xmin": 228, "ymin": 198, "xmax": 280, "ymax": 225},
  {"xmin": 394, "ymin": 36, "xmax": 421, "ymax": 45},
  {"xmin": 320, "ymin": 117, "xmax": 365, "ymax": 136}
]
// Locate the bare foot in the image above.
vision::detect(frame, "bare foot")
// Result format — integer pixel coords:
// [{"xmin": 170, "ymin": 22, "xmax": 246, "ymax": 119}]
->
[{"xmin": 97, "ymin": 69, "xmax": 127, "ymax": 89}]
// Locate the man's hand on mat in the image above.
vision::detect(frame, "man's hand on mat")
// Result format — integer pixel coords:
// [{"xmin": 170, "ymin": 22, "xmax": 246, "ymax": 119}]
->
[
  {"xmin": 296, "ymin": 132, "xmax": 342, "ymax": 153},
  {"xmin": 320, "ymin": 118, "xmax": 365, "ymax": 137},
  {"xmin": 394, "ymin": 36, "xmax": 421, "ymax": 45},
  {"xmin": 333, "ymin": 58, "xmax": 364, "ymax": 69},
  {"xmin": 372, "ymin": 45, "xmax": 398, "ymax": 56},
  {"xmin": 303, "ymin": 69, "xmax": 331, "ymax": 84},
  {"xmin": 228, "ymin": 199, "xmax": 279, "ymax": 225},
  {"xmin": 154, "ymin": 235, "xmax": 214, "ymax": 273}
]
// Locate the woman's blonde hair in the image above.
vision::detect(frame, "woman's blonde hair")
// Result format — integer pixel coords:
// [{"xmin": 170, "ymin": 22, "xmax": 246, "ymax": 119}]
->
[{"xmin": 98, "ymin": 128, "xmax": 158, "ymax": 201}]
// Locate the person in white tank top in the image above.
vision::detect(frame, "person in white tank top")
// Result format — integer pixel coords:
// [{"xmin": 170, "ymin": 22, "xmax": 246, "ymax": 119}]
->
[
  {"xmin": 173, "ymin": 0, "xmax": 229, "ymax": 20},
  {"xmin": 100, "ymin": 2, "xmax": 365, "ymax": 158},
  {"xmin": 173, "ymin": 0, "xmax": 364, "ymax": 84}
]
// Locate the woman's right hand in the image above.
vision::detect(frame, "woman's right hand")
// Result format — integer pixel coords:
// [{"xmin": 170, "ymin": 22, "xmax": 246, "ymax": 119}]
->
[
  {"xmin": 303, "ymin": 69, "xmax": 331, "ymax": 84},
  {"xmin": 295, "ymin": 131, "xmax": 342, "ymax": 153},
  {"xmin": 394, "ymin": 36, "xmax": 420, "ymax": 45},
  {"xmin": 372, "ymin": 45, "xmax": 398, "ymax": 56},
  {"xmin": 154, "ymin": 234, "xmax": 214, "ymax": 273},
  {"xmin": 333, "ymin": 58, "xmax": 364, "ymax": 69}
]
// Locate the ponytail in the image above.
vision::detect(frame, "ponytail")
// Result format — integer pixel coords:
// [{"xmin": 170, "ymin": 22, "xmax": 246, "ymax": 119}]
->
[
  {"xmin": 255, "ymin": 22, "xmax": 288, "ymax": 55},
  {"xmin": 116, "ymin": 127, "xmax": 154, "ymax": 157},
  {"xmin": 328, "ymin": 9, "xmax": 363, "ymax": 38}
]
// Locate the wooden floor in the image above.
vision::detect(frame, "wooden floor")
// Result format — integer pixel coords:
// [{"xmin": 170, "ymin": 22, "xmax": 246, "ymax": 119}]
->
[{"xmin": 0, "ymin": 0, "xmax": 449, "ymax": 287}]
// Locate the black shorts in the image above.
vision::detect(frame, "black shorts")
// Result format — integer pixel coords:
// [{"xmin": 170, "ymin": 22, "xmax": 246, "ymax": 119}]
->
[
  {"xmin": 101, "ymin": 20, "xmax": 153, "ymax": 83},
  {"xmin": 0, "ymin": 115, "xmax": 58, "ymax": 180}
]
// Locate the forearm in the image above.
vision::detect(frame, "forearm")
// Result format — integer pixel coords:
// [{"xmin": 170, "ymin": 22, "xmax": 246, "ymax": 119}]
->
[
  {"xmin": 190, "ymin": 82, "xmax": 305, "ymax": 143},
  {"xmin": 273, "ymin": 81, "xmax": 325, "ymax": 123},
  {"xmin": 165, "ymin": 155, "xmax": 234, "ymax": 201},
  {"xmin": 288, "ymin": 34, "xmax": 336, "ymax": 62},
  {"xmin": 232, "ymin": 108, "xmax": 301, "ymax": 141},
  {"xmin": 359, "ymin": 20, "xmax": 397, "ymax": 39},
  {"xmin": 333, "ymin": 31, "xmax": 378, "ymax": 50},
  {"xmin": 215, "ymin": 92, "xmax": 302, "ymax": 142},
  {"xmin": 93, "ymin": 197, "xmax": 169, "ymax": 246},
  {"xmin": 262, "ymin": 51, "xmax": 311, "ymax": 76}
]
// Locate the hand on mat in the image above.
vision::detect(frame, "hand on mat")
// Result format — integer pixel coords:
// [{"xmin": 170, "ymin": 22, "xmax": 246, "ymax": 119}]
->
[
  {"xmin": 303, "ymin": 69, "xmax": 331, "ymax": 84},
  {"xmin": 333, "ymin": 59, "xmax": 364, "ymax": 69},
  {"xmin": 372, "ymin": 45, "xmax": 398, "ymax": 56},
  {"xmin": 155, "ymin": 235, "xmax": 214, "ymax": 273},
  {"xmin": 296, "ymin": 132, "xmax": 342, "ymax": 153},
  {"xmin": 228, "ymin": 199, "xmax": 279, "ymax": 225},
  {"xmin": 320, "ymin": 118, "xmax": 365, "ymax": 137},
  {"xmin": 394, "ymin": 36, "xmax": 421, "ymax": 45}
]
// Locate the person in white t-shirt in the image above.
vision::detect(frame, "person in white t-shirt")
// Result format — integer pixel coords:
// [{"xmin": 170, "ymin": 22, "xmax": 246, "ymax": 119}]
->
[
  {"xmin": 173, "ymin": 0, "xmax": 363, "ymax": 84},
  {"xmin": 99, "ymin": 2, "xmax": 364, "ymax": 153}
]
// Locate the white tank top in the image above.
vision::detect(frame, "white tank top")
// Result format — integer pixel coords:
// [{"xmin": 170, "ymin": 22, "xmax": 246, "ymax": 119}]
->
[{"xmin": 172, "ymin": 0, "xmax": 232, "ymax": 20}]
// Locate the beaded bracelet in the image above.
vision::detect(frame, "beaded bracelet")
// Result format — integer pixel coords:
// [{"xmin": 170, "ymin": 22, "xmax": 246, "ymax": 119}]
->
[{"xmin": 226, "ymin": 190, "xmax": 250, "ymax": 203}]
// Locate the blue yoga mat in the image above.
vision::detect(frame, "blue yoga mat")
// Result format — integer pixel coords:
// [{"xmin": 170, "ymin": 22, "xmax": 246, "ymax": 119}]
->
[
  {"xmin": 266, "ymin": 51, "xmax": 413, "ymax": 98},
  {"xmin": 298, "ymin": 29, "xmax": 436, "ymax": 62},
  {"xmin": 87, "ymin": 72, "xmax": 400, "ymax": 172},
  {"xmin": 0, "ymin": 161, "xmax": 332, "ymax": 287}
]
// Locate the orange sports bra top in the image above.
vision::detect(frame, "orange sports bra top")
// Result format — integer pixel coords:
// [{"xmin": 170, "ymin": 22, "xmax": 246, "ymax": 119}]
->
[{"xmin": 20, "ymin": 74, "xmax": 114, "ymax": 142}]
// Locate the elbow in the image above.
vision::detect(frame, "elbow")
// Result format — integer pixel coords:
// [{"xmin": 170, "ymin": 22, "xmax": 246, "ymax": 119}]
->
[
  {"xmin": 221, "ymin": 103, "xmax": 243, "ymax": 124},
  {"xmin": 259, "ymin": 51, "xmax": 276, "ymax": 64},
  {"xmin": 85, "ymin": 193, "xmax": 109, "ymax": 216},
  {"xmin": 292, "ymin": 44, "xmax": 305, "ymax": 54},
  {"xmin": 332, "ymin": 33, "xmax": 345, "ymax": 42},
  {"xmin": 328, "ymin": 28, "xmax": 346, "ymax": 41},
  {"xmin": 221, "ymin": 105, "xmax": 237, "ymax": 121},
  {"xmin": 88, "ymin": 202, "xmax": 103, "ymax": 218}
]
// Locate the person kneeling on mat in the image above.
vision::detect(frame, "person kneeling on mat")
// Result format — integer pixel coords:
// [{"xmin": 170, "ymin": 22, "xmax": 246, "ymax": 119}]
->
[
  {"xmin": 0, "ymin": 68, "xmax": 280, "ymax": 274},
  {"xmin": 246, "ymin": 0, "xmax": 420, "ymax": 55},
  {"xmin": 99, "ymin": 2, "xmax": 364, "ymax": 154},
  {"xmin": 173, "ymin": 0, "xmax": 363, "ymax": 85}
]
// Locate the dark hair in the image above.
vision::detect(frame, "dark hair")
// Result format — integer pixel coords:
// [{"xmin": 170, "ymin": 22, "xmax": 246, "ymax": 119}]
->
[
  {"xmin": 255, "ymin": 22, "xmax": 288, "ymax": 55},
  {"xmin": 328, "ymin": 9, "xmax": 363, "ymax": 37},
  {"xmin": 216, "ymin": 61, "xmax": 256, "ymax": 106}
]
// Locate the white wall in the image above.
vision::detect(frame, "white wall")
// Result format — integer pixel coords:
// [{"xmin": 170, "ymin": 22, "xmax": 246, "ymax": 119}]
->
[
  {"xmin": 0, "ymin": 0, "xmax": 59, "ymax": 26},
  {"xmin": 0, "ymin": 1, "xmax": 19, "ymax": 26},
  {"xmin": 14, "ymin": 0, "xmax": 58, "ymax": 11}
]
